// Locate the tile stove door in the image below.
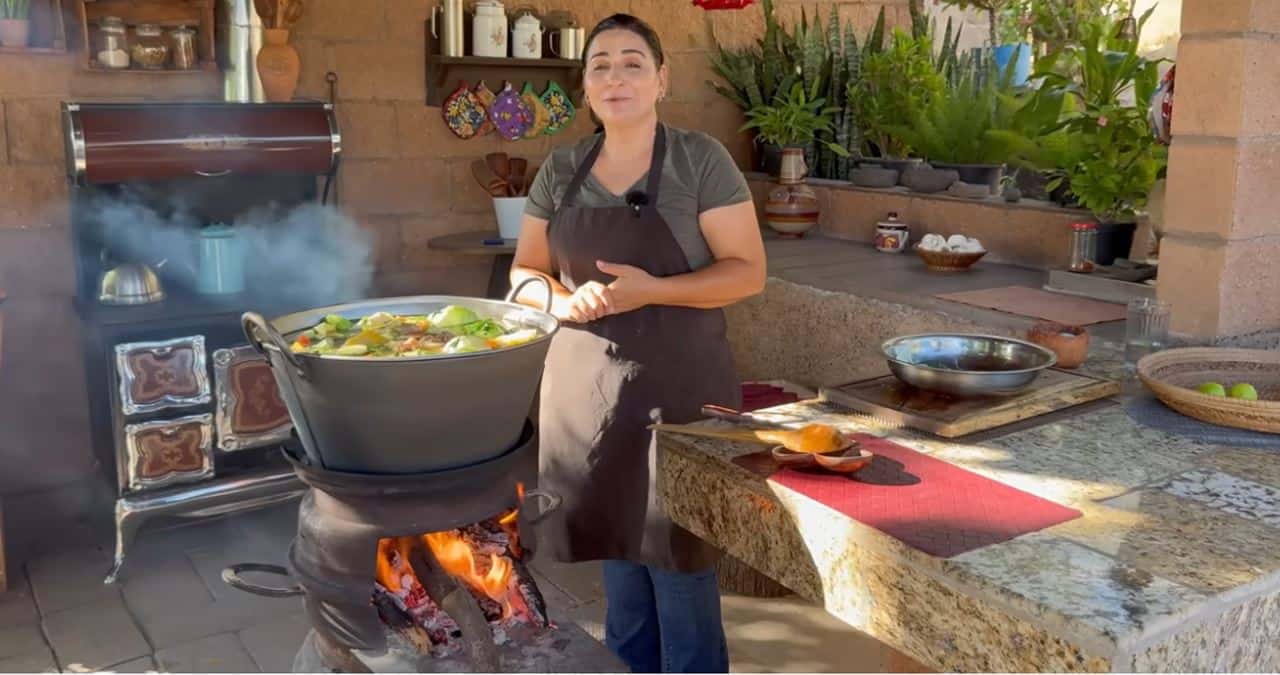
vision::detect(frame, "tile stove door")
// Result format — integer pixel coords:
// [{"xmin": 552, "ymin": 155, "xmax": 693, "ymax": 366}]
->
[
  {"xmin": 124, "ymin": 413, "xmax": 215, "ymax": 491},
  {"xmin": 115, "ymin": 335, "xmax": 211, "ymax": 415},
  {"xmin": 213, "ymin": 345, "xmax": 292, "ymax": 451}
]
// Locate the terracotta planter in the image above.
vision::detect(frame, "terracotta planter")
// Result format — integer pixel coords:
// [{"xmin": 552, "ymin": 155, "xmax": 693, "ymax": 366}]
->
[
  {"xmin": 763, "ymin": 146, "xmax": 820, "ymax": 238},
  {"xmin": 257, "ymin": 28, "xmax": 300, "ymax": 102},
  {"xmin": 1026, "ymin": 322, "xmax": 1089, "ymax": 369},
  {"xmin": 0, "ymin": 19, "xmax": 30, "ymax": 48}
]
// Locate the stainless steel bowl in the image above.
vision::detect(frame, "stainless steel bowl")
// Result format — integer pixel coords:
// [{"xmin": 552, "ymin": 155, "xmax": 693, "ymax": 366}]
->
[
  {"xmin": 881, "ymin": 333, "xmax": 1057, "ymax": 397},
  {"xmin": 99, "ymin": 263, "xmax": 165, "ymax": 305}
]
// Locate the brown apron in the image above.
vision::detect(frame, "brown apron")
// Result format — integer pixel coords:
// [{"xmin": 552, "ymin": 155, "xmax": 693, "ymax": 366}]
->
[{"xmin": 536, "ymin": 123, "xmax": 740, "ymax": 573}]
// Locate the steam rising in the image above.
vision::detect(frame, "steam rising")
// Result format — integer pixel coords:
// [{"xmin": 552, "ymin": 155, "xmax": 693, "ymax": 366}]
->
[{"xmin": 87, "ymin": 190, "xmax": 375, "ymax": 309}]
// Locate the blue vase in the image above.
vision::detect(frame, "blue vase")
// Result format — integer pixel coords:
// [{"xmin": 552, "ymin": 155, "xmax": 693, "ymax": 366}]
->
[
  {"xmin": 197, "ymin": 224, "xmax": 246, "ymax": 295},
  {"xmin": 993, "ymin": 42, "xmax": 1032, "ymax": 86}
]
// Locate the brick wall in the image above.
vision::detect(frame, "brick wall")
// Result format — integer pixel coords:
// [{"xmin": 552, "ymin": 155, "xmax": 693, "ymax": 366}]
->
[{"xmin": 0, "ymin": 0, "xmax": 907, "ymax": 499}]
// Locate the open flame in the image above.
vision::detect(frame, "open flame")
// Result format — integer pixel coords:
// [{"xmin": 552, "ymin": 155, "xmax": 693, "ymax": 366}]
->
[{"xmin": 371, "ymin": 482, "xmax": 547, "ymax": 655}]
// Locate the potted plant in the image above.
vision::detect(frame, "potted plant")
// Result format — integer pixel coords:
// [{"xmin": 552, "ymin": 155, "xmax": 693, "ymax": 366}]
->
[
  {"xmin": 741, "ymin": 82, "xmax": 848, "ymax": 237},
  {"xmin": 849, "ymin": 29, "xmax": 942, "ymax": 176},
  {"xmin": 0, "ymin": 0, "xmax": 31, "ymax": 48},
  {"xmin": 889, "ymin": 59, "xmax": 1028, "ymax": 195},
  {"xmin": 1002, "ymin": 12, "xmax": 1164, "ymax": 263},
  {"xmin": 739, "ymin": 82, "xmax": 848, "ymax": 177}
]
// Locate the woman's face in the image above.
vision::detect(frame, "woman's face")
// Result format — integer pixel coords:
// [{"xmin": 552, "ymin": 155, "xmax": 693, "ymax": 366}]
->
[{"xmin": 583, "ymin": 28, "xmax": 668, "ymax": 126}]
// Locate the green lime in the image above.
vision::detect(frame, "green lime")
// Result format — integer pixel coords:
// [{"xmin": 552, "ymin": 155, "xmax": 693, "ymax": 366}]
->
[
  {"xmin": 1228, "ymin": 383, "xmax": 1259, "ymax": 400},
  {"xmin": 1196, "ymin": 382, "xmax": 1227, "ymax": 396}
]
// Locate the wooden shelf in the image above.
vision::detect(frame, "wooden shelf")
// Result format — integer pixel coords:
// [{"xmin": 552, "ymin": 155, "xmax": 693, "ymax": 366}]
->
[
  {"xmin": 75, "ymin": 0, "xmax": 217, "ymax": 73},
  {"xmin": 423, "ymin": 19, "xmax": 582, "ymax": 108},
  {"xmin": 0, "ymin": 45, "xmax": 67, "ymax": 55}
]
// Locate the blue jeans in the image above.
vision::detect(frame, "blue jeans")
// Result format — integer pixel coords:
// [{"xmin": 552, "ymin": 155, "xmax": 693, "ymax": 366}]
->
[{"xmin": 602, "ymin": 560, "xmax": 728, "ymax": 673}]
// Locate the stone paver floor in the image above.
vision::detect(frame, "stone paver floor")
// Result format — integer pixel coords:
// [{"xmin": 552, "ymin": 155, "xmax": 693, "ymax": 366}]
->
[{"xmin": 1, "ymin": 500, "xmax": 916, "ymax": 673}]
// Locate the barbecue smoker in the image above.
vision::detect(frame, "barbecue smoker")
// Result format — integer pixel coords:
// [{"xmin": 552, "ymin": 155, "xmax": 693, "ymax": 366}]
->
[{"xmin": 63, "ymin": 101, "xmax": 341, "ymax": 583}]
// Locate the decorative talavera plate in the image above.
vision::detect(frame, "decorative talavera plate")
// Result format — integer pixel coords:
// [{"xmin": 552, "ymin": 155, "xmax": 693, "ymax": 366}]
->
[
  {"xmin": 521, "ymin": 81, "xmax": 550, "ymax": 139},
  {"xmin": 441, "ymin": 83, "xmax": 487, "ymax": 139},
  {"xmin": 489, "ymin": 81, "xmax": 533, "ymax": 141},
  {"xmin": 472, "ymin": 80, "xmax": 497, "ymax": 136},
  {"xmin": 540, "ymin": 80, "xmax": 575, "ymax": 135}
]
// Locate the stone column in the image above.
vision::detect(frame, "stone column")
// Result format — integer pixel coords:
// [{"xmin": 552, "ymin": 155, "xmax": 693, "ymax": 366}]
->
[{"xmin": 1158, "ymin": 0, "xmax": 1280, "ymax": 339}]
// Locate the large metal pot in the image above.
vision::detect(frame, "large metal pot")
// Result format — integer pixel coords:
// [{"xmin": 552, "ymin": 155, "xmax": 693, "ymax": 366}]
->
[{"xmin": 242, "ymin": 278, "xmax": 558, "ymax": 474}]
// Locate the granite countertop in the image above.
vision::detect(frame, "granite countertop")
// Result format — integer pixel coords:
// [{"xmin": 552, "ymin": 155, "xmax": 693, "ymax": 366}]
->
[{"xmin": 659, "ymin": 367, "xmax": 1280, "ymax": 671}]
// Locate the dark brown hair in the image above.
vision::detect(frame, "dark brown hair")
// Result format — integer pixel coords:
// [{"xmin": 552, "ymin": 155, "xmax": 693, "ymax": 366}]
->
[{"xmin": 582, "ymin": 13, "xmax": 666, "ymax": 132}]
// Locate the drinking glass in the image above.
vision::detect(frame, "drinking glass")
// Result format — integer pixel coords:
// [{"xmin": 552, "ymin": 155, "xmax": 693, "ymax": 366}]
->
[{"xmin": 1124, "ymin": 298, "xmax": 1171, "ymax": 372}]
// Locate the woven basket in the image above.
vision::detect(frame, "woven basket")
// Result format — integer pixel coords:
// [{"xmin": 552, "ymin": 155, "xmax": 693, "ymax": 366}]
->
[
  {"xmin": 914, "ymin": 246, "xmax": 986, "ymax": 272},
  {"xmin": 1137, "ymin": 347, "xmax": 1280, "ymax": 434}
]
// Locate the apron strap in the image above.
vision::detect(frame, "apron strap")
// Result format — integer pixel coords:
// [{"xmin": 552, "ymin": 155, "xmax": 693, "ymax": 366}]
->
[
  {"xmin": 643, "ymin": 124, "xmax": 667, "ymax": 205},
  {"xmin": 562, "ymin": 133, "xmax": 605, "ymax": 208}
]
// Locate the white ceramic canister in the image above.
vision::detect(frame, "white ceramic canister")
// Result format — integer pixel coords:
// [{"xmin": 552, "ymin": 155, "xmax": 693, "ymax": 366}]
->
[
  {"xmin": 511, "ymin": 12, "xmax": 543, "ymax": 59},
  {"xmin": 472, "ymin": 0, "xmax": 508, "ymax": 58}
]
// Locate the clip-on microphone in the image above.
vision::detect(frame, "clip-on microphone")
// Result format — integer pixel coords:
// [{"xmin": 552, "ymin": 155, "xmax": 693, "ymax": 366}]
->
[{"xmin": 624, "ymin": 190, "xmax": 648, "ymax": 217}]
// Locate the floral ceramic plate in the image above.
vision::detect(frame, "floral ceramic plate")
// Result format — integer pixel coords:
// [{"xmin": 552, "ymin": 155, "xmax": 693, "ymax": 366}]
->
[
  {"xmin": 442, "ymin": 83, "xmax": 487, "ymax": 139},
  {"xmin": 490, "ymin": 82, "xmax": 533, "ymax": 141},
  {"xmin": 540, "ymin": 80, "xmax": 575, "ymax": 135},
  {"xmin": 521, "ymin": 81, "xmax": 550, "ymax": 139},
  {"xmin": 473, "ymin": 80, "xmax": 497, "ymax": 136}
]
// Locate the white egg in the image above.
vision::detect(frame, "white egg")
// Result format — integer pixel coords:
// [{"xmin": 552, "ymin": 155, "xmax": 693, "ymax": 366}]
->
[{"xmin": 947, "ymin": 234, "xmax": 969, "ymax": 249}]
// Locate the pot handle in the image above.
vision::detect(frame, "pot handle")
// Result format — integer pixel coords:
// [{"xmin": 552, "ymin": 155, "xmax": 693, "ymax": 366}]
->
[
  {"xmin": 221, "ymin": 563, "xmax": 305, "ymax": 598},
  {"xmin": 505, "ymin": 275, "xmax": 554, "ymax": 314},
  {"xmin": 519, "ymin": 488, "xmax": 561, "ymax": 527},
  {"xmin": 242, "ymin": 311, "xmax": 307, "ymax": 377}
]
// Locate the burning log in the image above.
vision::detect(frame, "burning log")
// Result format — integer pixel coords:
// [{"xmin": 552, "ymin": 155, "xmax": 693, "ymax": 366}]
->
[
  {"xmin": 409, "ymin": 539, "xmax": 503, "ymax": 672},
  {"xmin": 508, "ymin": 554, "xmax": 550, "ymax": 629},
  {"xmin": 373, "ymin": 585, "xmax": 434, "ymax": 655}
]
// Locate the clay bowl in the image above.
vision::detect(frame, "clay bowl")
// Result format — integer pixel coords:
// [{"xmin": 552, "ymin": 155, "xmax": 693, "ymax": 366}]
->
[
  {"xmin": 1025, "ymin": 321, "xmax": 1090, "ymax": 369},
  {"xmin": 771, "ymin": 444, "xmax": 875, "ymax": 475},
  {"xmin": 851, "ymin": 166, "xmax": 900, "ymax": 189}
]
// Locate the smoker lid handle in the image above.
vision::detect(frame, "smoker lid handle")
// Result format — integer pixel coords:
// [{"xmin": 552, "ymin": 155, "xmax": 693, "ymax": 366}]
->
[
  {"xmin": 242, "ymin": 311, "xmax": 307, "ymax": 377},
  {"xmin": 221, "ymin": 563, "xmax": 305, "ymax": 598}
]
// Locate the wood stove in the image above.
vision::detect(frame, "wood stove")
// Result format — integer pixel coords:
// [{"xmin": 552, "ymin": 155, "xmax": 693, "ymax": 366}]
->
[
  {"xmin": 62, "ymin": 101, "xmax": 343, "ymax": 582},
  {"xmin": 220, "ymin": 426, "xmax": 623, "ymax": 672}
]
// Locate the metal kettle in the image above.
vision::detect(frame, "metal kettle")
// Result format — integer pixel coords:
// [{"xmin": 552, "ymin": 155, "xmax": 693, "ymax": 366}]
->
[{"xmin": 99, "ymin": 261, "xmax": 166, "ymax": 305}]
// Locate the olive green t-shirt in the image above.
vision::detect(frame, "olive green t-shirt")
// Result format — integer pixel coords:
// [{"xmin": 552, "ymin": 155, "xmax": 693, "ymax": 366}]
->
[{"xmin": 523, "ymin": 124, "xmax": 752, "ymax": 271}]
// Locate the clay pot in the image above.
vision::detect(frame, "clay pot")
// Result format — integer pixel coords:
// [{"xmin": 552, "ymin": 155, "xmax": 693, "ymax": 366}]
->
[
  {"xmin": 1026, "ymin": 322, "xmax": 1090, "ymax": 369},
  {"xmin": 0, "ymin": 19, "xmax": 30, "ymax": 48},
  {"xmin": 257, "ymin": 28, "xmax": 300, "ymax": 102},
  {"xmin": 764, "ymin": 147, "xmax": 820, "ymax": 238}
]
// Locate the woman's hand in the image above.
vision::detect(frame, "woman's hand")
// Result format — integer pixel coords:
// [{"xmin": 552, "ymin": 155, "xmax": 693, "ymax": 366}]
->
[
  {"xmin": 565, "ymin": 281, "xmax": 615, "ymax": 323},
  {"xmin": 596, "ymin": 261, "xmax": 658, "ymax": 315}
]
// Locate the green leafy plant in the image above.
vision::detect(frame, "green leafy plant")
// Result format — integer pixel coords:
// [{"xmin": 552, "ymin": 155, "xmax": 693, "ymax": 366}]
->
[
  {"xmin": 850, "ymin": 28, "xmax": 944, "ymax": 158},
  {"xmin": 888, "ymin": 62, "xmax": 1029, "ymax": 165},
  {"xmin": 740, "ymin": 82, "xmax": 849, "ymax": 157},
  {"xmin": 1010, "ymin": 10, "xmax": 1165, "ymax": 221},
  {"xmin": 0, "ymin": 0, "xmax": 31, "ymax": 20}
]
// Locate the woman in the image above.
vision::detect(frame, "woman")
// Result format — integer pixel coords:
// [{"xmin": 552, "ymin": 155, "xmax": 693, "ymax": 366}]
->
[{"xmin": 509, "ymin": 13, "xmax": 766, "ymax": 673}]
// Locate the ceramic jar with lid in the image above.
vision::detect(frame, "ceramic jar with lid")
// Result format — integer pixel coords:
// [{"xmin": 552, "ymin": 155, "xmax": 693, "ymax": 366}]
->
[
  {"xmin": 98, "ymin": 16, "xmax": 130, "ymax": 69},
  {"xmin": 472, "ymin": 0, "xmax": 508, "ymax": 57},
  {"xmin": 875, "ymin": 212, "xmax": 910, "ymax": 253},
  {"xmin": 131, "ymin": 23, "xmax": 170, "ymax": 69},
  {"xmin": 511, "ymin": 12, "xmax": 544, "ymax": 59}
]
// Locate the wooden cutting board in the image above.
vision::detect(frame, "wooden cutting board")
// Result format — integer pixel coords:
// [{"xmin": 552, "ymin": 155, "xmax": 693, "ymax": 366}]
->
[{"xmin": 819, "ymin": 369, "xmax": 1119, "ymax": 438}]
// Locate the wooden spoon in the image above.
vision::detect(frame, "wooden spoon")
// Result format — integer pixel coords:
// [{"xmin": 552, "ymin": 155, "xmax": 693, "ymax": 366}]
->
[
  {"xmin": 651, "ymin": 422, "xmax": 854, "ymax": 455},
  {"xmin": 253, "ymin": 0, "xmax": 276, "ymax": 25},
  {"xmin": 486, "ymin": 153, "xmax": 511, "ymax": 184},
  {"xmin": 470, "ymin": 159, "xmax": 507, "ymax": 197}
]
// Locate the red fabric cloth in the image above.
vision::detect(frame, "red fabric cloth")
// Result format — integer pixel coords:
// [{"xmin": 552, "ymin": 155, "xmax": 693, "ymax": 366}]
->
[
  {"xmin": 740, "ymin": 383, "xmax": 799, "ymax": 411},
  {"xmin": 768, "ymin": 434, "xmax": 1083, "ymax": 558}
]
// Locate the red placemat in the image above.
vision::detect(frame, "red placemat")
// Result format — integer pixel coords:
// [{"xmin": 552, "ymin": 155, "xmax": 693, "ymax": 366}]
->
[
  {"xmin": 738, "ymin": 434, "xmax": 1082, "ymax": 558},
  {"xmin": 740, "ymin": 382, "xmax": 800, "ymax": 411}
]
